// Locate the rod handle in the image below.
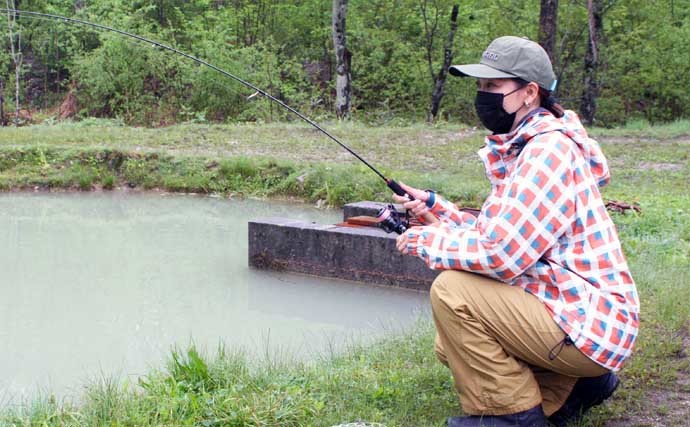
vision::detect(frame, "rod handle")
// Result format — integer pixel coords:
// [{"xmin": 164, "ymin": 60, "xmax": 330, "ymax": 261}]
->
[{"xmin": 386, "ymin": 179, "xmax": 415, "ymax": 201}]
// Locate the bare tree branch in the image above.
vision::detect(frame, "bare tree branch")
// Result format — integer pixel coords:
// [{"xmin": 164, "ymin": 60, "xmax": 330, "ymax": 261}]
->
[{"xmin": 420, "ymin": 0, "xmax": 440, "ymax": 81}]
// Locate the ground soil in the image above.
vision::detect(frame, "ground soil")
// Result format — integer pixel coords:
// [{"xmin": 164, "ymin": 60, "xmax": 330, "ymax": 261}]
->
[
  {"xmin": 594, "ymin": 136, "xmax": 690, "ymax": 145},
  {"xmin": 636, "ymin": 162, "xmax": 683, "ymax": 171},
  {"xmin": 606, "ymin": 323, "xmax": 690, "ymax": 427},
  {"xmin": 58, "ymin": 91, "xmax": 78, "ymax": 120}
]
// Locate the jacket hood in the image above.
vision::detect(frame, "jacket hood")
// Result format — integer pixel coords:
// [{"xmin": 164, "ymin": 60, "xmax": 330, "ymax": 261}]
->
[{"xmin": 479, "ymin": 109, "xmax": 611, "ymax": 187}]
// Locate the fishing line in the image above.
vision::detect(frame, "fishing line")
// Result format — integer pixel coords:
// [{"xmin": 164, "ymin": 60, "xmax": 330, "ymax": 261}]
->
[{"xmin": 0, "ymin": 8, "xmax": 412, "ymax": 199}]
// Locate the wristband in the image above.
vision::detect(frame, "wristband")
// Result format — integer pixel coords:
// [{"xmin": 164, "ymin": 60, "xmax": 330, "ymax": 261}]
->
[{"xmin": 424, "ymin": 190, "xmax": 436, "ymax": 208}]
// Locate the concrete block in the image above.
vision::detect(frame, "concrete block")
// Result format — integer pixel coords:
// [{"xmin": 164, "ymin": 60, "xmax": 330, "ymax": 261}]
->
[
  {"xmin": 343, "ymin": 201, "xmax": 403, "ymax": 221},
  {"xmin": 248, "ymin": 217, "xmax": 438, "ymax": 291}
]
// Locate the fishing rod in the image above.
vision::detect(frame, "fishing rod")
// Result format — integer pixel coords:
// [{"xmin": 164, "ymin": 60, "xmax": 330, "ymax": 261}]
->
[{"xmin": 0, "ymin": 8, "xmax": 412, "ymax": 201}]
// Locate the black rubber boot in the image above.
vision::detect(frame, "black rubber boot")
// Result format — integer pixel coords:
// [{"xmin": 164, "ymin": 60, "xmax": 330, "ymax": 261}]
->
[
  {"xmin": 547, "ymin": 372, "xmax": 619, "ymax": 427},
  {"xmin": 447, "ymin": 405, "xmax": 546, "ymax": 427}
]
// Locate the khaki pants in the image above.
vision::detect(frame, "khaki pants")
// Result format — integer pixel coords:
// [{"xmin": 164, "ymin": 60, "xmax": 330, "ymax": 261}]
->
[{"xmin": 430, "ymin": 270, "xmax": 608, "ymax": 416}]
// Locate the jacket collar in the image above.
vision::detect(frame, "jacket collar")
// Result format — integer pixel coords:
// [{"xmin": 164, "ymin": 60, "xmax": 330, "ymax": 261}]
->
[{"xmin": 478, "ymin": 108, "xmax": 553, "ymax": 183}]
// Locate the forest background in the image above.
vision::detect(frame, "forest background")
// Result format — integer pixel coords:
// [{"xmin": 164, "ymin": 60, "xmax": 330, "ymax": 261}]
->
[{"xmin": 0, "ymin": 0, "xmax": 688, "ymax": 128}]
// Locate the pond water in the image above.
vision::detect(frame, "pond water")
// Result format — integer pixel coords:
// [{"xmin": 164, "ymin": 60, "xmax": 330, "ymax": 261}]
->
[{"xmin": 0, "ymin": 192, "xmax": 428, "ymax": 406}]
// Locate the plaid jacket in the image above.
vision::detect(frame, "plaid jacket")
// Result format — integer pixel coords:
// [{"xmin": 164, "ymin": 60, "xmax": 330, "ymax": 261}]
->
[{"xmin": 406, "ymin": 110, "xmax": 639, "ymax": 371}]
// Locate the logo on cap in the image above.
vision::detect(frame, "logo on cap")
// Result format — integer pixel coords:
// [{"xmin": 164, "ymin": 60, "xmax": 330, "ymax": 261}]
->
[{"xmin": 483, "ymin": 51, "xmax": 499, "ymax": 61}]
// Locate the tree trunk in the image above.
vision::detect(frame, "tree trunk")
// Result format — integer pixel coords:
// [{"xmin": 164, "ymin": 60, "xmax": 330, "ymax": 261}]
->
[
  {"xmin": 332, "ymin": 0, "xmax": 351, "ymax": 119},
  {"xmin": 0, "ymin": 80, "xmax": 5, "ymax": 126},
  {"xmin": 538, "ymin": 0, "xmax": 559, "ymax": 61},
  {"xmin": 5, "ymin": 1, "xmax": 22, "ymax": 127},
  {"xmin": 428, "ymin": 4, "xmax": 459, "ymax": 123},
  {"xmin": 158, "ymin": 0, "xmax": 165, "ymax": 26},
  {"xmin": 581, "ymin": 0, "xmax": 603, "ymax": 125},
  {"xmin": 56, "ymin": 35, "xmax": 60, "ymax": 91}
]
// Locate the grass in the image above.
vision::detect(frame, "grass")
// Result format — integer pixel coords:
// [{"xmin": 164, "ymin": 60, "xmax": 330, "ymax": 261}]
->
[
  {"xmin": 2, "ymin": 322, "xmax": 458, "ymax": 427},
  {"xmin": 0, "ymin": 120, "xmax": 688, "ymax": 426},
  {"xmin": 589, "ymin": 118, "xmax": 690, "ymax": 139}
]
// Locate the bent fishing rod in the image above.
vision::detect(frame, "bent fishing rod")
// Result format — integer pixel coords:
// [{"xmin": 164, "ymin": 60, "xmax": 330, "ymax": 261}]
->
[{"xmin": 1, "ymin": 8, "xmax": 412, "ymax": 200}]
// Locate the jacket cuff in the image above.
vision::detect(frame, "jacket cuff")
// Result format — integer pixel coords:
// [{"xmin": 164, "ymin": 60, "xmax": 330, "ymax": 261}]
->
[
  {"xmin": 425, "ymin": 190, "xmax": 436, "ymax": 208},
  {"xmin": 406, "ymin": 229, "xmax": 425, "ymax": 258}
]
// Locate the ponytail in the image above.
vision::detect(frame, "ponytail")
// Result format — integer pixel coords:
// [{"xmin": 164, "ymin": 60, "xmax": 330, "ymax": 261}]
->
[
  {"xmin": 514, "ymin": 78, "xmax": 565, "ymax": 118},
  {"xmin": 539, "ymin": 87, "xmax": 565, "ymax": 118}
]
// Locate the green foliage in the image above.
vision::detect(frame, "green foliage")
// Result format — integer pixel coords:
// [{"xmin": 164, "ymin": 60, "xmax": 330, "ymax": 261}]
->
[
  {"xmin": 71, "ymin": 35, "xmax": 186, "ymax": 124},
  {"xmin": 0, "ymin": 144, "xmax": 386, "ymax": 205},
  {"xmin": 1, "ymin": 0, "xmax": 688, "ymax": 125},
  {"xmin": 602, "ymin": 0, "xmax": 690, "ymax": 124},
  {"xmin": 218, "ymin": 157, "xmax": 258, "ymax": 178},
  {"xmin": 168, "ymin": 347, "xmax": 213, "ymax": 393},
  {"xmin": 184, "ymin": 41, "xmax": 314, "ymax": 123},
  {"xmin": 101, "ymin": 172, "xmax": 115, "ymax": 189},
  {"xmin": 281, "ymin": 163, "xmax": 380, "ymax": 206}
]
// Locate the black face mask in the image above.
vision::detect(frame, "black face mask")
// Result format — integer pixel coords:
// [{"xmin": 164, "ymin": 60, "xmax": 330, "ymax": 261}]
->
[{"xmin": 474, "ymin": 87, "xmax": 522, "ymax": 134}]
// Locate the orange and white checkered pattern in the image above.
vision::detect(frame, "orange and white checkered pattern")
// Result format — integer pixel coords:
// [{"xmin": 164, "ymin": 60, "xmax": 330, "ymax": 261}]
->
[{"xmin": 406, "ymin": 110, "xmax": 639, "ymax": 371}]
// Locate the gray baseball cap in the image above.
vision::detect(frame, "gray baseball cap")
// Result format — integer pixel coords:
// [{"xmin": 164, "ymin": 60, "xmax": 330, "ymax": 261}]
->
[{"xmin": 450, "ymin": 36, "xmax": 557, "ymax": 91}]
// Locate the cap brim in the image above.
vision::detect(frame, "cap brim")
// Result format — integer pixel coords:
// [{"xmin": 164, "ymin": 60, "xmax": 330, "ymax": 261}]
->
[{"xmin": 449, "ymin": 64, "xmax": 517, "ymax": 79}]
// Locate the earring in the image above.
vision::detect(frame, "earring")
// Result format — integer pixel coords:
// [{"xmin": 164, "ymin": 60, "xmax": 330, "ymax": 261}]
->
[{"xmin": 525, "ymin": 101, "xmax": 530, "ymax": 107}]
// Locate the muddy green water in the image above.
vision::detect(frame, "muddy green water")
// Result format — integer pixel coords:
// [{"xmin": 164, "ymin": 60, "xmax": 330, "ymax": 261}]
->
[{"xmin": 0, "ymin": 192, "xmax": 428, "ymax": 405}]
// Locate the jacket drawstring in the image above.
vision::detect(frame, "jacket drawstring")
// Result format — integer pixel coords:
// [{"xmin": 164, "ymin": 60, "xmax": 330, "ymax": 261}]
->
[{"xmin": 548, "ymin": 336, "xmax": 573, "ymax": 360}]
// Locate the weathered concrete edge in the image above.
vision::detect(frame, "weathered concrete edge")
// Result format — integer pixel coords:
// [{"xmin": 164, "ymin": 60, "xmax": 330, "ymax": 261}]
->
[
  {"xmin": 248, "ymin": 217, "xmax": 438, "ymax": 292},
  {"xmin": 342, "ymin": 201, "xmax": 404, "ymax": 221},
  {"xmin": 343, "ymin": 200, "xmax": 481, "ymax": 221}
]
